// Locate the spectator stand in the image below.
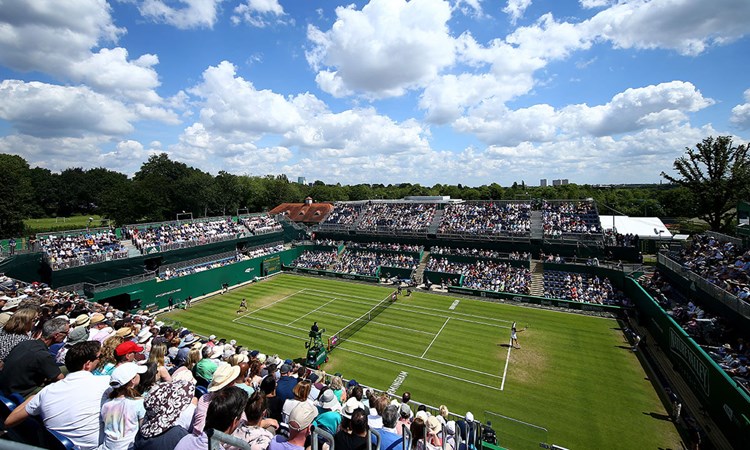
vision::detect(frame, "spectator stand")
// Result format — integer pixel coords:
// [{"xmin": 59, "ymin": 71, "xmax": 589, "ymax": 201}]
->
[
  {"xmin": 156, "ymin": 241, "xmax": 284, "ymax": 283},
  {"xmin": 37, "ymin": 227, "xmax": 128, "ymax": 271},
  {"xmin": 543, "ymin": 270, "xmax": 626, "ymax": 306},
  {"xmin": 623, "ymin": 275, "xmax": 750, "ymax": 448},
  {"xmin": 659, "ymin": 242, "xmax": 750, "ymax": 322},
  {"xmin": 238, "ymin": 214, "xmax": 283, "ymax": 235},
  {"xmin": 124, "ymin": 216, "xmax": 248, "ymax": 255},
  {"xmin": 317, "ymin": 202, "xmax": 365, "ymax": 231},
  {"xmin": 639, "ymin": 271, "xmax": 750, "ymax": 392},
  {"xmin": 355, "ymin": 201, "xmax": 437, "ymax": 236},
  {"xmin": 438, "ymin": 201, "xmax": 532, "ymax": 241},
  {"xmin": 541, "ymin": 199, "xmax": 604, "ymax": 244},
  {"xmin": 424, "ymin": 256, "xmax": 531, "ymax": 295}
]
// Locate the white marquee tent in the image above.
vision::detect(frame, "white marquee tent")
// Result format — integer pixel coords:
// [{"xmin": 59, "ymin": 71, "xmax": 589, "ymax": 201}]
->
[{"xmin": 600, "ymin": 215, "xmax": 672, "ymax": 239}]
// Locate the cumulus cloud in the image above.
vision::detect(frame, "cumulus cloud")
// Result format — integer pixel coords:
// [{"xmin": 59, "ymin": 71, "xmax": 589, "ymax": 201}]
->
[
  {"xmin": 0, "ymin": 133, "xmax": 116, "ymax": 173},
  {"xmin": 231, "ymin": 0, "xmax": 287, "ymax": 27},
  {"xmin": 189, "ymin": 61, "xmax": 303, "ymax": 134},
  {"xmin": 138, "ymin": 0, "xmax": 223, "ymax": 29},
  {"xmin": 453, "ymin": 81, "xmax": 713, "ymax": 146},
  {"xmin": 503, "ymin": 0, "xmax": 532, "ymax": 24},
  {"xmin": 170, "ymin": 59, "xmax": 434, "ymax": 176},
  {"xmin": 306, "ymin": 0, "xmax": 456, "ymax": 98},
  {"xmin": 0, "ymin": 0, "xmax": 124, "ymax": 73},
  {"xmin": 579, "ymin": 0, "xmax": 612, "ymax": 8},
  {"xmin": 730, "ymin": 89, "xmax": 750, "ymax": 130},
  {"xmin": 0, "ymin": 80, "xmax": 135, "ymax": 138},
  {"xmin": 0, "ymin": 0, "xmax": 178, "ymax": 125},
  {"xmin": 585, "ymin": 0, "xmax": 750, "ymax": 56}
]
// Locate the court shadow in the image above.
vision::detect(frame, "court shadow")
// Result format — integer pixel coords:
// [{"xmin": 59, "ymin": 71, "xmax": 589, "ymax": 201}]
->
[
  {"xmin": 616, "ymin": 345, "xmax": 633, "ymax": 350},
  {"xmin": 498, "ymin": 343, "xmax": 511, "ymax": 348},
  {"xmin": 643, "ymin": 412, "xmax": 671, "ymax": 421}
]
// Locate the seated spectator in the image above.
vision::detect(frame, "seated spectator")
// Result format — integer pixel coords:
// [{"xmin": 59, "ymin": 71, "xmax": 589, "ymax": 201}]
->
[
  {"xmin": 233, "ymin": 391, "xmax": 278, "ymax": 450},
  {"xmin": 101, "ymin": 362, "xmax": 148, "ymax": 450},
  {"xmin": 5, "ymin": 341, "xmax": 109, "ymax": 449},
  {"xmin": 314, "ymin": 388, "xmax": 342, "ymax": 434},
  {"xmin": 134, "ymin": 380, "xmax": 196, "ymax": 450},
  {"xmin": 282, "ymin": 379, "xmax": 312, "ymax": 424},
  {"xmin": 0, "ymin": 316, "xmax": 68, "ymax": 397},
  {"xmin": 335, "ymin": 407, "xmax": 369, "ymax": 450},
  {"xmin": 377, "ymin": 404, "xmax": 404, "ymax": 450},
  {"xmin": 0, "ymin": 307, "xmax": 37, "ymax": 365},
  {"xmin": 269, "ymin": 401, "xmax": 318, "ymax": 450},
  {"xmin": 192, "ymin": 362, "xmax": 241, "ymax": 435},
  {"xmin": 176, "ymin": 386, "xmax": 248, "ymax": 449}
]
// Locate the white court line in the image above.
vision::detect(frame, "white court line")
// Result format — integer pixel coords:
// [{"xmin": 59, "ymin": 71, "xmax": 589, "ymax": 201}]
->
[
  {"xmin": 287, "ymin": 298, "xmax": 338, "ymax": 326},
  {"xmin": 421, "ymin": 318, "xmax": 450, "ymax": 358},
  {"xmin": 345, "ymin": 337, "xmax": 502, "ymax": 379},
  {"xmin": 234, "ymin": 316, "xmax": 503, "ymax": 391},
  {"xmin": 500, "ymin": 338, "xmax": 512, "ymax": 391},
  {"xmin": 337, "ymin": 346, "xmax": 503, "ymax": 392},
  {"xmin": 304, "ymin": 289, "xmax": 512, "ymax": 324},
  {"xmin": 303, "ymin": 291, "xmax": 509, "ymax": 329},
  {"xmin": 315, "ymin": 310, "xmax": 436, "ymax": 335},
  {"xmin": 233, "ymin": 289, "xmax": 307, "ymax": 322}
]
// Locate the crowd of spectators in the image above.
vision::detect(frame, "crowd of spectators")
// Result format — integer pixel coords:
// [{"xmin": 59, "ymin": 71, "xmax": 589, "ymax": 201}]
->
[
  {"xmin": 430, "ymin": 246, "xmax": 529, "ymax": 261},
  {"xmin": 357, "ymin": 203, "xmax": 437, "ymax": 233},
  {"xmin": 438, "ymin": 202, "xmax": 531, "ymax": 236},
  {"xmin": 640, "ymin": 271, "xmax": 749, "ymax": 391},
  {"xmin": 0, "ymin": 273, "xmax": 480, "ymax": 450},
  {"xmin": 289, "ymin": 250, "xmax": 339, "ymax": 270},
  {"xmin": 158, "ymin": 243, "xmax": 284, "ymax": 281},
  {"xmin": 671, "ymin": 234, "xmax": 750, "ymax": 300},
  {"xmin": 126, "ymin": 218, "xmax": 246, "ymax": 254},
  {"xmin": 541, "ymin": 201, "xmax": 602, "ymax": 237},
  {"xmin": 320, "ymin": 203, "xmax": 362, "ymax": 227},
  {"xmin": 39, "ymin": 230, "xmax": 128, "ymax": 270},
  {"xmin": 425, "ymin": 258, "xmax": 531, "ymax": 294},
  {"xmin": 241, "ymin": 215, "xmax": 283, "ymax": 235},
  {"xmin": 604, "ymin": 231, "xmax": 640, "ymax": 247},
  {"xmin": 543, "ymin": 271, "xmax": 626, "ymax": 305},
  {"xmin": 330, "ymin": 251, "xmax": 381, "ymax": 277},
  {"xmin": 346, "ymin": 242, "xmax": 422, "ymax": 253}
]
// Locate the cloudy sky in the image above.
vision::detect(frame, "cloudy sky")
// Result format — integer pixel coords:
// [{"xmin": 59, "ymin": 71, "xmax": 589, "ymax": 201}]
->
[{"xmin": 1, "ymin": 0, "xmax": 749, "ymax": 186}]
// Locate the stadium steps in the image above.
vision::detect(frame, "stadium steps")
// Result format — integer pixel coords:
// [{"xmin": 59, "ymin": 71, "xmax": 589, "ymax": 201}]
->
[
  {"xmin": 427, "ymin": 209, "xmax": 444, "ymax": 234},
  {"xmin": 121, "ymin": 240, "xmax": 142, "ymax": 258},
  {"xmin": 414, "ymin": 250, "xmax": 430, "ymax": 283},
  {"xmin": 529, "ymin": 210, "xmax": 544, "ymax": 239},
  {"xmin": 630, "ymin": 318, "xmax": 734, "ymax": 450},
  {"xmin": 529, "ymin": 260, "xmax": 544, "ymax": 296}
]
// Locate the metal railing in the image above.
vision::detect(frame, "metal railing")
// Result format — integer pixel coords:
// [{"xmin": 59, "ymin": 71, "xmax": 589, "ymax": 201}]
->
[
  {"xmin": 87, "ymin": 271, "xmax": 159, "ymax": 293},
  {"xmin": 658, "ymin": 253, "xmax": 750, "ymax": 320}
]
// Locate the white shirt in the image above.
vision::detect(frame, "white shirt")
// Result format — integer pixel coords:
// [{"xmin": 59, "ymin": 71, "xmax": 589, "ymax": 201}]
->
[{"xmin": 26, "ymin": 371, "xmax": 111, "ymax": 450}]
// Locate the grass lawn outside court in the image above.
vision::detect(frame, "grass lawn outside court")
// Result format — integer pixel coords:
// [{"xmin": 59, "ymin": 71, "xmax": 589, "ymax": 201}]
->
[{"xmin": 161, "ymin": 273, "xmax": 682, "ymax": 449}]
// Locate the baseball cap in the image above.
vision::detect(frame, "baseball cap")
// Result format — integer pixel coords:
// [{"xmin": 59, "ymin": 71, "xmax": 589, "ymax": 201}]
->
[
  {"xmin": 288, "ymin": 401, "xmax": 318, "ymax": 431},
  {"xmin": 115, "ymin": 341, "xmax": 144, "ymax": 356},
  {"xmin": 280, "ymin": 363, "xmax": 292, "ymax": 374},
  {"xmin": 110, "ymin": 362, "xmax": 147, "ymax": 388}
]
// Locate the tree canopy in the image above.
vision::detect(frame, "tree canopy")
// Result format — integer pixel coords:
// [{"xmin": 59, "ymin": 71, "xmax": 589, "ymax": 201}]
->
[
  {"xmin": 0, "ymin": 145, "xmax": 736, "ymax": 238},
  {"xmin": 661, "ymin": 136, "xmax": 750, "ymax": 232}
]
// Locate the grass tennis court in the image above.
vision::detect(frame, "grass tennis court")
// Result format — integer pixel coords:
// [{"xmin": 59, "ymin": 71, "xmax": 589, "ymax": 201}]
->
[{"xmin": 161, "ymin": 274, "xmax": 682, "ymax": 449}]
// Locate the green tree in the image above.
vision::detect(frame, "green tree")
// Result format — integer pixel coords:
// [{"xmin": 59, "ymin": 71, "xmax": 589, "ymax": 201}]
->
[
  {"xmin": 0, "ymin": 154, "xmax": 34, "ymax": 237},
  {"xmin": 661, "ymin": 136, "xmax": 750, "ymax": 231}
]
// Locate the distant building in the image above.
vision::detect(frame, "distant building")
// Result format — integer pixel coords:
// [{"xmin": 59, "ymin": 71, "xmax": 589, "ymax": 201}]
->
[
  {"xmin": 540, "ymin": 179, "xmax": 547, "ymax": 187},
  {"xmin": 561, "ymin": 179, "xmax": 569, "ymax": 185},
  {"xmin": 552, "ymin": 179, "xmax": 569, "ymax": 186},
  {"xmin": 297, "ymin": 176, "xmax": 306, "ymax": 185}
]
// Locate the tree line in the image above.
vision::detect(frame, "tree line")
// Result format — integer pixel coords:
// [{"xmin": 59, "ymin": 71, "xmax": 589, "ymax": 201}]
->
[{"xmin": 1, "ymin": 136, "xmax": 746, "ymax": 238}]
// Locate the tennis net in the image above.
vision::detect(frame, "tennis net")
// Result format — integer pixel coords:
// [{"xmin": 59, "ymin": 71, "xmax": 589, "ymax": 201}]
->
[{"xmin": 328, "ymin": 291, "xmax": 397, "ymax": 350}]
